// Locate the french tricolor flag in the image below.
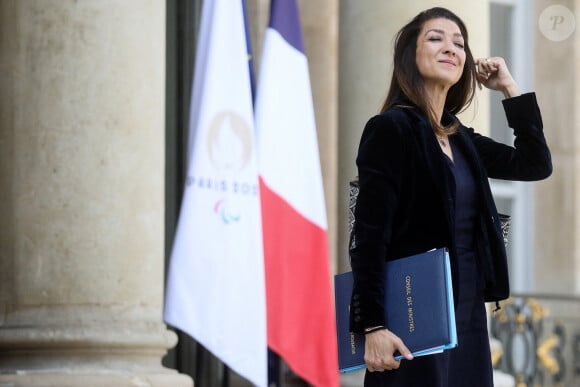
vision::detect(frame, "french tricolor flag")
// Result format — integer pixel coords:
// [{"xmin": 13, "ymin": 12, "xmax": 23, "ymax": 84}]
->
[{"xmin": 255, "ymin": 1, "xmax": 339, "ymax": 386}]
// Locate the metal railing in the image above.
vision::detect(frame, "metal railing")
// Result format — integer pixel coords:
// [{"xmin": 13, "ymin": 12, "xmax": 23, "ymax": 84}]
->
[{"xmin": 490, "ymin": 293, "xmax": 580, "ymax": 387}]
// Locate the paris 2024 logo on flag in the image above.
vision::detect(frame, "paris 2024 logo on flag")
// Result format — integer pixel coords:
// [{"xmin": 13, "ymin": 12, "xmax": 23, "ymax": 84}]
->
[{"xmin": 186, "ymin": 111, "xmax": 258, "ymax": 225}]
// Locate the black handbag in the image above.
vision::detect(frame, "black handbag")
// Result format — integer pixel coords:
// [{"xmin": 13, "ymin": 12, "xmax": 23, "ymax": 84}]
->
[{"xmin": 348, "ymin": 179, "xmax": 511, "ymax": 250}]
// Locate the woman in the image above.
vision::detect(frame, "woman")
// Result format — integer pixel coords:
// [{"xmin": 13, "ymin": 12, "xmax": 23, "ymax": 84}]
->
[{"xmin": 349, "ymin": 7, "xmax": 552, "ymax": 387}]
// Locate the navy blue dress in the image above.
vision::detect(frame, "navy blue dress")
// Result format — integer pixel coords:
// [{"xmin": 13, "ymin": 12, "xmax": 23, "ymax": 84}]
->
[{"xmin": 365, "ymin": 136, "xmax": 494, "ymax": 387}]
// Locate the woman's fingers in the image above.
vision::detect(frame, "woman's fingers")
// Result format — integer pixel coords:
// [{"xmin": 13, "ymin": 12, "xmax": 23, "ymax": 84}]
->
[
  {"xmin": 475, "ymin": 57, "xmax": 520, "ymax": 96},
  {"xmin": 476, "ymin": 57, "xmax": 500, "ymax": 79},
  {"xmin": 364, "ymin": 329, "xmax": 414, "ymax": 372},
  {"xmin": 392, "ymin": 335, "xmax": 414, "ymax": 361}
]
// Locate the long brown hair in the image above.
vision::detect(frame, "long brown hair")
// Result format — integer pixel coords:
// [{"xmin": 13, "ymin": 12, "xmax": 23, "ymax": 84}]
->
[{"xmin": 381, "ymin": 7, "xmax": 477, "ymax": 135}]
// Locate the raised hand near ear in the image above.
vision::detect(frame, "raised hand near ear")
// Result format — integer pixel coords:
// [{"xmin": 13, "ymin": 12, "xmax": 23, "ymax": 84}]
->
[{"xmin": 475, "ymin": 57, "xmax": 520, "ymax": 98}]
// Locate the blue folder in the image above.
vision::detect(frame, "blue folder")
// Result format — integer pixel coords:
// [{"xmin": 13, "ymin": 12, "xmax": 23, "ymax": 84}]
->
[{"xmin": 335, "ymin": 248, "xmax": 457, "ymax": 373}]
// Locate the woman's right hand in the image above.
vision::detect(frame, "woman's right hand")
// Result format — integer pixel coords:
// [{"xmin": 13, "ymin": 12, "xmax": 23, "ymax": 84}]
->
[{"xmin": 364, "ymin": 328, "xmax": 414, "ymax": 372}]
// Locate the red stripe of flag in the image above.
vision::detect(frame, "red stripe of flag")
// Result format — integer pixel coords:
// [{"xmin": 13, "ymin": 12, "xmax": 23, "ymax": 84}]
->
[{"xmin": 260, "ymin": 177, "xmax": 339, "ymax": 387}]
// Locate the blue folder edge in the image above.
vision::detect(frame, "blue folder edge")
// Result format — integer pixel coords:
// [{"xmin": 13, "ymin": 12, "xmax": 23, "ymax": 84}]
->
[
  {"xmin": 337, "ymin": 249, "xmax": 458, "ymax": 373},
  {"xmin": 340, "ymin": 364, "xmax": 366, "ymax": 373}
]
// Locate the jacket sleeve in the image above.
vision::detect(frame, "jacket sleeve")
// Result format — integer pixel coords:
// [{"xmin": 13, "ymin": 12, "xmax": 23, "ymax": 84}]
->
[
  {"xmin": 349, "ymin": 113, "xmax": 406, "ymax": 333},
  {"xmin": 469, "ymin": 92, "xmax": 552, "ymax": 181}
]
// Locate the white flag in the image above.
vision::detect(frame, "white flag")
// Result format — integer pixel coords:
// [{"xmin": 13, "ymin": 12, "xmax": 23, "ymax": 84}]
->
[{"xmin": 164, "ymin": 0, "xmax": 267, "ymax": 385}]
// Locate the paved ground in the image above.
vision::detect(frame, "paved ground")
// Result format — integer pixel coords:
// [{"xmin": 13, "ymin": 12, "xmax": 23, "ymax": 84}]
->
[
  {"xmin": 339, "ymin": 369, "xmax": 365, "ymax": 386},
  {"xmin": 229, "ymin": 367, "xmax": 366, "ymax": 386},
  {"xmin": 231, "ymin": 367, "xmax": 513, "ymax": 386}
]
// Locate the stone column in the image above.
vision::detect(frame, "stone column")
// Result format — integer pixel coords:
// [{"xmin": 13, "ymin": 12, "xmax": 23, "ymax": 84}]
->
[
  {"xmin": 533, "ymin": 0, "xmax": 579, "ymax": 293},
  {"xmin": 298, "ymin": 0, "xmax": 340, "ymax": 271},
  {"xmin": 0, "ymin": 1, "xmax": 191, "ymax": 386}
]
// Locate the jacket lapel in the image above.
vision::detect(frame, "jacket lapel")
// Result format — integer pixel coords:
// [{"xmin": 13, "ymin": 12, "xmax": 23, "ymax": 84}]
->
[
  {"xmin": 454, "ymin": 129, "xmax": 487, "ymax": 184},
  {"xmin": 412, "ymin": 113, "xmax": 456, "ymax": 230}
]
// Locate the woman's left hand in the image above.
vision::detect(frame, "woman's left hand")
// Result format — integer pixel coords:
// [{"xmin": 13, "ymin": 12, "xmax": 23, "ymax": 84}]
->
[{"xmin": 476, "ymin": 57, "xmax": 521, "ymax": 98}]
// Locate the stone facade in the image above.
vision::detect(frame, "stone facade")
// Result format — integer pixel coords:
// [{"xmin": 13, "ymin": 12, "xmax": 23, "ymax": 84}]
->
[{"xmin": 0, "ymin": 0, "xmax": 574, "ymax": 386}]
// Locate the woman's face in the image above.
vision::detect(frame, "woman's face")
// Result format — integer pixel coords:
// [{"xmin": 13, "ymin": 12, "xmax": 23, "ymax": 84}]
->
[{"xmin": 415, "ymin": 18, "xmax": 466, "ymax": 91}]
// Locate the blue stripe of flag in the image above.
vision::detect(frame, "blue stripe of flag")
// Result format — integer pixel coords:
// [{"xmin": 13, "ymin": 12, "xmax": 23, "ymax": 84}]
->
[
  {"xmin": 268, "ymin": 0, "xmax": 304, "ymax": 53},
  {"xmin": 242, "ymin": 0, "xmax": 256, "ymax": 99}
]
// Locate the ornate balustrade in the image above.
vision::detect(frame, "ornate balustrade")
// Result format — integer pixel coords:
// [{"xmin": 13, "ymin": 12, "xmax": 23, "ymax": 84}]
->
[{"xmin": 490, "ymin": 293, "xmax": 580, "ymax": 387}]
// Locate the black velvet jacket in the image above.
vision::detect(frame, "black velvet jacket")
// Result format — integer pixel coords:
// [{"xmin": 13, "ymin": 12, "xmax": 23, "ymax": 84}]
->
[{"xmin": 349, "ymin": 92, "xmax": 552, "ymax": 333}]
